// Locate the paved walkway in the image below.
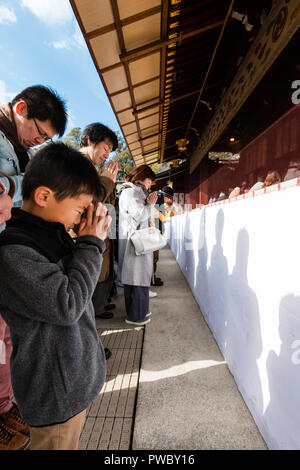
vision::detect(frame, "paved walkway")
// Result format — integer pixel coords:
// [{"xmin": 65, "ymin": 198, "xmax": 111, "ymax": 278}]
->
[
  {"xmin": 79, "ymin": 246, "xmax": 267, "ymax": 450},
  {"xmin": 79, "ymin": 326, "xmax": 143, "ymax": 450}
]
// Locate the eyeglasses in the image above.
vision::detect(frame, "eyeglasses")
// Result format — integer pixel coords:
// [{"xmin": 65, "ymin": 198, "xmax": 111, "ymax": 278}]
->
[{"xmin": 33, "ymin": 118, "xmax": 52, "ymax": 143}]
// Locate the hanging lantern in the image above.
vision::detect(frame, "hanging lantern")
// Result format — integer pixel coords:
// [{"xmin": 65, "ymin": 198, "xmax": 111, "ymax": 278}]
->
[{"xmin": 176, "ymin": 138, "xmax": 189, "ymax": 152}]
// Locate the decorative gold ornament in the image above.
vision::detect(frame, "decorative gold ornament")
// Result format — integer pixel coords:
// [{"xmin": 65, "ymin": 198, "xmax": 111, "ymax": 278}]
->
[{"xmin": 176, "ymin": 138, "xmax": 189, "ymax": 152}]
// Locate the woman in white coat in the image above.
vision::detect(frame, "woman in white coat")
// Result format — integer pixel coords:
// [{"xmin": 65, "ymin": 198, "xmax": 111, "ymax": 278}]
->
[{"xmin": 118, "ymin": 165, "xmax": 157, "ymax": 325}]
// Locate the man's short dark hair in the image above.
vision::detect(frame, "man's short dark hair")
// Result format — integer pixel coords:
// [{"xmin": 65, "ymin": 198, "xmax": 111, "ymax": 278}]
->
[
  {"xmin": 80, "ymin": 123, "xmax": 118, "ymax": 151},
  {"xmin": 22, "ymin": 142, "xmax": 102, "ymax": 201},
  {"xmin": 12, "ymin": 85, "xmax": 67, "ymax": 137}
]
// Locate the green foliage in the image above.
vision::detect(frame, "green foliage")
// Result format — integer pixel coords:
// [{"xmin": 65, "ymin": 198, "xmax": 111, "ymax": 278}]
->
[
  {"xmin": 62, "ymin": 127, "xmax": 81, "ymax": 149},
  {"xmin": 32, "ymin": 127, "xmax": 82, "ymax": 153},
  {"xmin": 57, "ymin": 128, "xmax": 134, "ymax": 182},
  {"xmin": 111, "ymin": 131, "xmax": 135, "ymax": 180}
]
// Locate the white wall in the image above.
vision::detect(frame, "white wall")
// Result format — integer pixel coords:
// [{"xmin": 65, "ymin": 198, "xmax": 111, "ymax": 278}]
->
[{"xmin": 167, "ymin": 185, "xmax": 300, "ymax": 450}]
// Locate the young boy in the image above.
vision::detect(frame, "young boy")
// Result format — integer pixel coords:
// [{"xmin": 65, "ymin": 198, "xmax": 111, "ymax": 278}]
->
[{"xmin": 0, "ymin": 142, "xmax": 111, "ymax": 450}]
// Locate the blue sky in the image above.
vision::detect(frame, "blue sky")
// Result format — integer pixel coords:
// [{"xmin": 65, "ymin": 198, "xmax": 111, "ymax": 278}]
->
[{"xmin": 0, "ymin": 0, "xmax": 122, "ymax": 137}]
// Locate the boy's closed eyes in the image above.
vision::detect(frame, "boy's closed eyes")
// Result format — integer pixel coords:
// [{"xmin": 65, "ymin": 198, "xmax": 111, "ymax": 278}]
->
[{"xmin": 22, "ymin": 188, "xmax": 94, "ymax": 233}]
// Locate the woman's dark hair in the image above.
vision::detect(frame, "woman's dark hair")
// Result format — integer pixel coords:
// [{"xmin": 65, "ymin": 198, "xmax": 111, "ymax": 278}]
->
[
  {"xmin": 125, "ymin": 164, "xmax": 155, "ymax": 184},
  {"xmin": 12, "ymin": 85, "xmax": 67, "ymax": 137},
  {"xmin": 80, "ymin": 123, "xmax": 118, "ymax": 151},
  {"xmin": 263, "ymin": 170, "xmax": 281, "ymax": 188},
  {"xmin": 22, "ymin": 142, "xmax": 102, "ymax": 201}
]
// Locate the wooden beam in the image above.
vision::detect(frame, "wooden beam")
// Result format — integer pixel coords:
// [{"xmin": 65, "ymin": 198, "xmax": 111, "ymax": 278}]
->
[
  {"xmin": 141, "ymin": 142, "xmax": 176, "ymax": 157},
  {"xmin": 110, "ymin": 0, "xmax": 146, "ymax": 162},
  {"xmin": 142, "ymin": 147, "xmax": 160, "ymax": 156},
  {"xmin": 86, "ymin": 5, "xmax": 161, "ymax": 40},
  {"xmin": 138, "ymin": 132, "xmax": 161, "ymax": 142},
  {"xmin": 101, "ymin": 62, "xmax": 123, "ymax": 74},
  {"xmin": 126, "ymin": 123, "xmax": 158, "ymax": 138},
  {"xmin": 110, "ymin": 75, "xmax": 160, "ymax": 97},
  {"xmin": 86, "ymin": 23, "xmax": 115, "ymax": 40},
  {"xmin": 120, "ymin": 110, "xmax": 159, "ymax": 127},
  {"xmin": 121, "ymin": 5, "xmax": 161, "ymax": 26},
  {"xmin": 110, "ymin": 0, "xmax": 125, "ymax": 51},
  {"xmin": 120, "ymin": 20, "xmax": 223, "ymax": 63},
  {"xmin": 139, "ymin": 110, "xmax": 160, "ymax": 121},
  {"xmin": 133, "ymin": 101, "xmax": 163, "ymax": 115}
]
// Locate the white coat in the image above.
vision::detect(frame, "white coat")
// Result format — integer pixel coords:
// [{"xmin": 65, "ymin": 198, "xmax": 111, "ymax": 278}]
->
[{"xmin": 117, "ymin": 182, "xmax": 154, "ymax": 286}]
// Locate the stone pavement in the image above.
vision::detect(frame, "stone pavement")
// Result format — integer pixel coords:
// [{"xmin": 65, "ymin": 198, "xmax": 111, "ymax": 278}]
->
[{"xmin": 79, "ymin": 325, "xmax": 143, "ymax": 450}]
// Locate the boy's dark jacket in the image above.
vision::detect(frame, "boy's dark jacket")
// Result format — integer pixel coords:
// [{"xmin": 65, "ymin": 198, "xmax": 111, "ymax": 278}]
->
[{"xmin": 0, "ymin": 208, "xmax": 106, "ymax": 427}]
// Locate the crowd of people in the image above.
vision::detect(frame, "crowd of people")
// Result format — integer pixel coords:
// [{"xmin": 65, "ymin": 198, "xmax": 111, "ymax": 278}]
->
[
  {"xmin": 0, "ymin": 85, "xmax": 175, "ymax": 450},
  {"xmin": 208, "ymin": 170, "xmax": 283, "ymax": 204},
  {"xmin": 1, "ymin": 83, "xmax": 296, "ymax": 451}
]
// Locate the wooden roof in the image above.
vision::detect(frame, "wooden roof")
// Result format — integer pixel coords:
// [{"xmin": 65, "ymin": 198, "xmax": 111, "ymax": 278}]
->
[{"xmin": 70, "ymin": 0, "xmax": 300, "ymax": 172}]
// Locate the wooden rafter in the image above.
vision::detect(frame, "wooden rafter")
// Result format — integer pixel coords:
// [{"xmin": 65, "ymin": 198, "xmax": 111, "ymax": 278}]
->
[
  {"xmin": 133, "ymin": 101, "xmax": 163, "ymax": 115},
  {"xmin": 109, "ymin": 0, "xmax": 145, "ymax": 163},
  {"xmin": 110, "ymin": 75, "xmax": 160, "ymax": 98},
  {"xmin": 120, "ymin": 20, "xmax": 223, "ymax": 63},
  {"xmin": 138, "ymin": 131, "xmax": 161, "ymax": 142},
  {"xmin": 86, "ymin": 5, "xmax": 161, "ymax": 40}
]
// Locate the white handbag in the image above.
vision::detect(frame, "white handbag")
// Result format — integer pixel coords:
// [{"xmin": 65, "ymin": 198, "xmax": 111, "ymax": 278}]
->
[{"xmin": 130, "ymin": 226, "xmax": 167, "ymax": 255}]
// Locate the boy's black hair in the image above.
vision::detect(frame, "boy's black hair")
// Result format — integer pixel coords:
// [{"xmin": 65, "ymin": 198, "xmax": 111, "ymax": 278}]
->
[
  {"xmin": 22, "ymin": 142, "xmax": 102, "ymax": 202},
  {"xmin": 80, "ymin": 123, "xmax": 118, "ymax": 151},
  {"xmin": 12, "ymin": 85, "xmax": 67, "ymax": 137}
]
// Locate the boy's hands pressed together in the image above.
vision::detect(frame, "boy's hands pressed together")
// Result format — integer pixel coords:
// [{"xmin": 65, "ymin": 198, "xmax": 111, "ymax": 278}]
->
[{"xmin": 77, "ymin": 202, "xmax": 112, "ymax": 241}]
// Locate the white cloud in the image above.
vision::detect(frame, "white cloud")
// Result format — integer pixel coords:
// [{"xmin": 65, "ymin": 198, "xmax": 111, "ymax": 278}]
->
[
  {"xmin": 21, "ymin": 0, "xmax": 73, "ymax": 25},
  {"xmin": 50, "ymin": 39, "xmax": 72, "ymax": 50},
  {"xmin": 47, "ymin": 24, "xmax": 86, "ymax": 51},
  {"xmin": 0, "ymin": 5, "xmax": 17, "ymax": 24},
  {"xmin": 72, "ymin": 25, "xmax": 85, "ymax": 48}
]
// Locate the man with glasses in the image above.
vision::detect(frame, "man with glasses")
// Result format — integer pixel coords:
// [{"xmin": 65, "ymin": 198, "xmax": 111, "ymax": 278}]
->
[
  {"xmin": 0, "ymin": 85, "xmax": 67, "ymax": 450},
  {"xmin": 0, "ymin": 85, "xmax": 66, "ymax": 209},
  {"xmin": 33, "ymin": 117, "xmax": 53, "ymax": 143}
]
